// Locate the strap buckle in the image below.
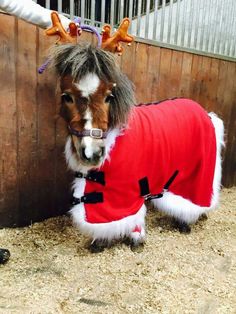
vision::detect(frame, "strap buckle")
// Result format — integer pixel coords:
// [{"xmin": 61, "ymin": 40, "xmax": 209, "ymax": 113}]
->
[
  {"xmin": 139, "ymin": 170, "xmax": 179, "ymax": 201},
  {"xmin": 90, "ymin": 128, "xmax": 103, "ymax": 139},
  {"xmin": 71, "ymin": 192, "xmax": 103, "ymax": 206},
  {"xmin": 75, "ymin": 171, "xmax": 105, "ymax": 185}
]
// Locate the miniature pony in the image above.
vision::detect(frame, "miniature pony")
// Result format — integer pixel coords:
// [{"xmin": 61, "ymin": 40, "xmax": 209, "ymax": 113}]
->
[{"xmin": 50, "ymin": 43, "xmax": 224, "ymax": 252}]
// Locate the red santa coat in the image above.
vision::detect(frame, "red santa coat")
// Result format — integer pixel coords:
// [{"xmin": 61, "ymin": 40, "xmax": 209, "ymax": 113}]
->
[{"xmin": 82, "ymin": 98, "xmax": 217, "ymax": 224}]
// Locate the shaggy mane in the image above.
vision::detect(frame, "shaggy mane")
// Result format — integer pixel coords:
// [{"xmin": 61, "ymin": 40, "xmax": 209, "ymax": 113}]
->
[{"xmin": 50, "ymin": 43, "xmax": 135, "ymax": 128}]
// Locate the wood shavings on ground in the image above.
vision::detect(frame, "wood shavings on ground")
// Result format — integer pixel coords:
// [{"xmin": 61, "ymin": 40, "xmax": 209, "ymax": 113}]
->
[{"xmin": 0, "ymin": 187, "xmax": 235, "ymax": 313}]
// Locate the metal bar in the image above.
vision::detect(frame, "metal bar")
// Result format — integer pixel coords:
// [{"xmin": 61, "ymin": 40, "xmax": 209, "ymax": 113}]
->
[
  {"xmin": 180, "ymin": 0, "xmax": 187, "ymax": 47},
  {"xmin": 229, "ymin": 1, "xmax": 236, "ymax": 57},
  {"xmin": 129, "ymin": 0, "xmax": 134, "ymax": 34},
  {"xmin": 160, "ymin": 0, "xmax": 166, "ymax": 42},
  {"xmin": 120, "ymin": 0, "xmax": 124, "ymax": 21},
  {"xmin": 81, "ymin": 0, "xmax": 85, "ymax": 23},
  {"xmin": 205, "ymin": 0, "xmax": 214, "ymax": 52},
  {"xmin": 193, "ymin": 0, "xmax": 201, "ymax": 49},
  {"xmin": 110, "ymin": 0, "xmax": 115, "ymax": 28},
  {"xmin": 187, "ymin": 0, "xmax": 194, "ymax": 47},
  {"xmin": 215, "ymin": 0, "xmax": 225, "ymax": 55},
  {"xmin": 167, "ymin": 0, "xmax": 173, "ymax": 44},
  {"xmin": 145, "ymin": 0, "xmax": 151, "ymax": 38},
  {"xmin": 45, "ymin": 0, "xmax": 50, "ymax": 10},
  {"xmin": 58, "ymin": 0, "xmax": 62, "ymax": 14},
  {"xmin": 101, "ymin": 0, "xmax": 106, "ymax": 24},
  {"xmin": 91, "ymin": 0, "xmax": 95, "ymax": 26},
  {"xmin": 152, "ymin": 0, "xmax": 159, "ymax": 40},
  {"xmin": 224, "ymin": 1, "xmax": 234, "ymax": 56},
  {"xmin": 198, "ymin": 1, "xmax": 205, "ymax": 51},
  {"xmin": 70, "ymin": 0, "xmax": 74, "ymax": 20},
  {"xmin": 174, "ymin": 0, "xmax": 181, "ymax": 45},
  {"xmin": 137, "ymin": 0, "xmax": 142, "ymax": 37}
]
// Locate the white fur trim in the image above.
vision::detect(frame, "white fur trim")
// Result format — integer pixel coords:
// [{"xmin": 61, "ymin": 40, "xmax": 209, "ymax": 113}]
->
[
  {"xmin": 152, "ymin": 113, "xmax": 224, "ymax": 224},
  {"xmin": 70, "ymin": 176, "xmax": 147, "ymax": 241},
  {"xmin": 130, "ymin": 227, "xmax": 146, "ymax": 244},
  {"xmin": 75, "ymin": 73, "xmax": 100, "ymax": 98}
]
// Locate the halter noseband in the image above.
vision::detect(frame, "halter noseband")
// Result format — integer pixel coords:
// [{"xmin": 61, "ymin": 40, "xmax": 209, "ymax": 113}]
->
[{"xmin": 68, "ymin": 125, "xmax": 108, "ymax": 139}]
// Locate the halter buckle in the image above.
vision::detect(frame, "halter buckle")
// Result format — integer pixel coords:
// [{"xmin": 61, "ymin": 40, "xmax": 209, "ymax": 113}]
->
[{"xmin": 90, "ymin": 128, "xmax": 103, "ymax": 139}]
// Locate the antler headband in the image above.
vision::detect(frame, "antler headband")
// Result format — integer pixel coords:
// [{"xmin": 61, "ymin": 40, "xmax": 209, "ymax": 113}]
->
[{"xmin": 45, "ymin": 12, "xmax": 133, "ymax": 54}]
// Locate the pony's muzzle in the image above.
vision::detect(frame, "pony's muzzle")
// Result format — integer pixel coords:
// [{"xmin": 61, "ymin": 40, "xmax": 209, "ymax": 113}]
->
[{"xmin": 80, "ymin": 145, "xmax": 105, "ymax": 165}]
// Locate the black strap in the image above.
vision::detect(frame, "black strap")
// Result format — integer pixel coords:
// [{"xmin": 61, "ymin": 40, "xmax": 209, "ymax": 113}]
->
[
  {"xmin": 164, "ymin": 170, "xmax": 179, "ymax": 190},
  {"xmin": 75, "ymin": 171, "xmax": 105, "ymax": 185},
  {"xmin": 71, "ymin": 192, "xmax": 103, "ymax": 205},
  {"xmin": 139, "ymin": 170, "xmax": 179, "ymax": 201}
]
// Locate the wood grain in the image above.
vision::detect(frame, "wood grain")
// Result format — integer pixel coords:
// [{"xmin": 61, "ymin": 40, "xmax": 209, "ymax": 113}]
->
[{"xmin": 0, "ymin": 15, "xmax": 18, "ymax": 226}]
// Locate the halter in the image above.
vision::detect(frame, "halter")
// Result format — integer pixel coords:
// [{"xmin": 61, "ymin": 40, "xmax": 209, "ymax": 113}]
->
[{"xmin": 68, "ymin": 125, "xmax": 108, "ymax": 139}]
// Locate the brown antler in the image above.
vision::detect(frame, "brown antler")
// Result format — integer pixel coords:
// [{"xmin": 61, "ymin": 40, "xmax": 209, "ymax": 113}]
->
[
  {"xmin": 46, "ymin": 11, "xmax": 81, "ymax": 44},
  {"xmin": 101, "ymin": 18, "xmax": 134, "ymax": 55}
]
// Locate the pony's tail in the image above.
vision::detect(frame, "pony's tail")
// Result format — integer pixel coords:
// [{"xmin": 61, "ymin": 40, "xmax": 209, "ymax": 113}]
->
[{"xmin": 208, "ymin": 112, "xmax": 225, "ymax": 209}]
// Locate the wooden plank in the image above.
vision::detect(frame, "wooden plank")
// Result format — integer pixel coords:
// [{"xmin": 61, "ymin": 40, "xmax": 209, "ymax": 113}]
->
[
  {"xmin": 204, "ymin": 58, "xmax": 220, "ymax": 112},
  {"xmin": 16, "ymin": 19, "xmax": 39, "ymax": 226},
  {"xmin": 121, "ymin": 42, "xmax": 135, "ymax": 82},
  {"xmin": 169, "ymin": 50, "xmax": 183, "ymax": 97},
  {"xmin": 0, "ymin": 15, "xmax": 18, "ymax": 227},
  {"xmin": 158, "ymin": 48, "xmax": 172, "ymax": 100},
  {"xmin": 36, "ymin": 28, "xmax": 58, "ymax": 219},
  {"xmin": 189, "ymin": 54, "xmax": 203, "ymax": 103},
  {"xmin": 147, "ymin": 45, "xmax": 161, "ymax": 103},
  {"xmin": 216, "ymin": 60, "xmax": 231, "ymax": 120},
  {"xmin": 221, "ymin": 62, "xmax": 236, "ymax": 187},
  {"xmin": 132, "ymin": 42, "xmax": 149, "ymax": 103},
  {"xmin": 197, "ymin": 56, "xmax": 212, "ymax": 108},
  {"xmin": 179, "ymin": 52, "xmax": 193, "ymax": 98}
]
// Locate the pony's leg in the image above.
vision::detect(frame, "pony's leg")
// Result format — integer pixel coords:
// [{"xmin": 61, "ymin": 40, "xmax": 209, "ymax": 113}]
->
[
  {"xmin": 129, "ymin": 225, "xmax": 146, "ymax": 251},
  {"xmin": 171, "ymin": 218, "xmax": 191, "ymax": 233},
  {"xmin": 89, "ymin": 239, "xmax": 109, "ymax": 253}
]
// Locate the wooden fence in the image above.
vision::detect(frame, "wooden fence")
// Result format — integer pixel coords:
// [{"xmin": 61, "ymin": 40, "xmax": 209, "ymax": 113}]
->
[{"xmin": 0, "ymin": 13, "xmax": 235, "ymax": 227}]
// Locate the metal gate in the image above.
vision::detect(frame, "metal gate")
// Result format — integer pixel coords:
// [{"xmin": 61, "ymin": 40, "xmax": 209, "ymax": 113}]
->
[{"xmin": 36, "ymin": 0, "xmax": 236, "ymax": 61}]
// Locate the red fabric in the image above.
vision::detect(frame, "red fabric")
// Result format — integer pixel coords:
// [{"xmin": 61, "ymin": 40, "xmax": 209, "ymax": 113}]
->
[
  {"xmin": 132, "ymin": 226, "xmax": 142, "ymax": 233},
  {"xmin": 84, "ymin": 98, "xmax": 217, "ymax": 224}
]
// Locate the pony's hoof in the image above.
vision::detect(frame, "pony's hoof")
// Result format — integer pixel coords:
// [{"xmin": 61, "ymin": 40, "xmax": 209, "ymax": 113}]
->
[
  {"xmin": 199, "ymin": 213, "xmax": 208, "ymax": 221},
  {"xmin": 0, "ymin": 248, "xmax": 10, "ymax": 264},
  {"xmin": 172, "ymin": 219, "xmax": 191, "ymax": 234},
  {"xmin": 89, "ymin": 240, "xmax": 106, "ymax": 253}
]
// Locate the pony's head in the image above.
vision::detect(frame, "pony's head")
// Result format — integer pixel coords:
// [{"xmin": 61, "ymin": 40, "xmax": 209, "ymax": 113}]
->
[{"xmin": 50, "ymin": 43, "xmax": 135, "ymax": 169}]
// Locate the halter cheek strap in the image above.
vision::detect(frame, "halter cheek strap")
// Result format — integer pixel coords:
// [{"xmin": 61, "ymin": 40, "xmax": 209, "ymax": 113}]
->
[{"xmin": 68, "ymin": 125, "xmax": 108, "ymax": 139}]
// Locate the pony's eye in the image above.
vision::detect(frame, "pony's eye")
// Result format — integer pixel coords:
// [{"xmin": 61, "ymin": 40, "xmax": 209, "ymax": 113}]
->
[
  {"xmin": 105, "ymin": 94, "xmax": 114, "ymax": 103},
  {"xmin": 61, "ymin": 93, "xmax": 73, "ymax": 103}
]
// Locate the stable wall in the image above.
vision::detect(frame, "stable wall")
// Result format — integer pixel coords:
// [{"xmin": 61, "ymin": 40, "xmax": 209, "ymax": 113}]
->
[{"xmin": 0, "ymin": 13, "xmax": 235, "ymax": 227}]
